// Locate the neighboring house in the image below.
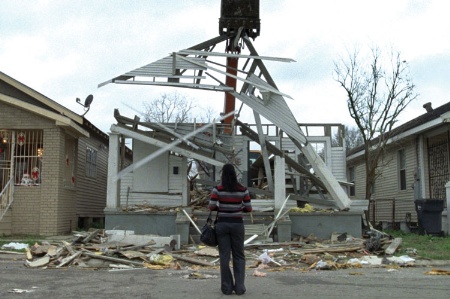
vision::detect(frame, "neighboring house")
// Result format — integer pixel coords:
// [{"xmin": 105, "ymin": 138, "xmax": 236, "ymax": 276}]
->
[
  {"xmin": 0, "ymin": 72, "xmax": 117, "ymax": 236},
  {"xmin": 346, "ymin": 102, "xmax": 450, "ymax": 233}
]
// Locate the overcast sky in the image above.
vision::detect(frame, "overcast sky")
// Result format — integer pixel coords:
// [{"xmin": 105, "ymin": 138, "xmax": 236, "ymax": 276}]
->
[{"xmin": 1, "ymin": 0, "xmax": 449, "ymax": 136}]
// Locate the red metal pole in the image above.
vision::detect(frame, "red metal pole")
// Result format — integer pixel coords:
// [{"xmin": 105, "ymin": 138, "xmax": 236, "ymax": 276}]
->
[{"xmin": 223, "ymin": 56, "xmax": 238, "ymax": 134}]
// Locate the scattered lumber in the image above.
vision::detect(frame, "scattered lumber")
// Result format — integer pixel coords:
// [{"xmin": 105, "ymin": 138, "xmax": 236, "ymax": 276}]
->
[
  {"xmin": 56, "ymin": 252, "xmax": 82, "ymax": 268},
  {"xmin": 26, "ymin": 256, "xmax": 50, "ymax": 268},
  {"xmin": 16, "ymin": 227, "xmax": 409, "ymax": 272},
  {"xmin": 171, "ymin": 254, "xmax": 214, "ymax": 267},
  {"xmin": 384, "ymin": 238, "xmax": 402, "ymax": 255},
  {"xmin": 82, "ymin": 229, "xmax": 100, "ymax": 244},
  {"xmin": 290, "ymin": 245, "xmax": 364, "ymax": 255},
  {"xmin": 81, "ymin": 251, "xmax": 144, "ymax": 267}
]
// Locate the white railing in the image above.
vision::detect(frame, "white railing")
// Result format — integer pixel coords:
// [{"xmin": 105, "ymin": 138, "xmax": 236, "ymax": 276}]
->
[{"xmin": 0, "ymin": 178, "xmax": 13, "ymax": 221}]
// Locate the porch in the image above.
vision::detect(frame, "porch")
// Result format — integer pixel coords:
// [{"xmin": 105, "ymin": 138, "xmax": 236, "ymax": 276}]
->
[{"xmin": 104, "ymin": 197, "xmax": 364, "ymax": 245}]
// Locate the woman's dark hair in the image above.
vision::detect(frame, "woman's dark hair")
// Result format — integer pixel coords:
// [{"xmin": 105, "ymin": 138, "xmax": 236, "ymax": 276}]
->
[{"xmin": 221, "ymin": 163, "xmax": 238, "ymax": 192}]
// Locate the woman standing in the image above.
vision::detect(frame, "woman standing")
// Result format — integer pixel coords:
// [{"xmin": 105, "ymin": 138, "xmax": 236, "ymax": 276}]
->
[{"xmin": 208, "ymin": 163, "xmax": 252, "ymax": 295}]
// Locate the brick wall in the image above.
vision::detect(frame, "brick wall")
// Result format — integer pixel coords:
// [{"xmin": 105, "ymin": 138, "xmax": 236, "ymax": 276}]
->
[{"xmin": 1, "ymin": 102, "xmax": 78, "ymax": 235}]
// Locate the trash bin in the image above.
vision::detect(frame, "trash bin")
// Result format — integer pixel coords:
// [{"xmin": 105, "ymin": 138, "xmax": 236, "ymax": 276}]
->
[{"xmin": 414, "ymin": 199, "xmax": 445, "ymax": 236}]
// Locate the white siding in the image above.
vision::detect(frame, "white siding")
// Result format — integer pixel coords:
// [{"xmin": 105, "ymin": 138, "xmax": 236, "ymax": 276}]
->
[
  {"xmin": 119, "ymin": 172, "xmax": 133, "ymax": 207},
  {"xmin": 132, "ymin": 140, "xmax": 169, "ymax": 192},
  {"xmin": 119, "ymin": 170, "xmax": 182, "ymax": 207},
  {"xmin": 349, "ymin": 139, "xmax": 418, "ymax": 223},
  {"xmin": 331, "ymin": 147, "xmax": 346, "ymax": 181},
  {"xmin": 76, "ymin": 136, "xmax": 108, "ymax": 217},
  {"xmin": 353, "ymin": 163, "xmax": 366, "ymax": 199},
  {"xmin": 169, "ymin": 155, "xmax": 183, "ymax": 193},
  {"xmin": 119, "ymin": 154, "xmax": 185, "ymax": 208},
  {"xmin": 372, "ymin": 141, "xmax": 416, "ymax": 202}
]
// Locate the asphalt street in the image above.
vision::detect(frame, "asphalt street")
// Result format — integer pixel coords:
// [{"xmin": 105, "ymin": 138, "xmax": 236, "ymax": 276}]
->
[{"xmin": 1, "ymin": 254, "xmax": 450, "ymax": 299}]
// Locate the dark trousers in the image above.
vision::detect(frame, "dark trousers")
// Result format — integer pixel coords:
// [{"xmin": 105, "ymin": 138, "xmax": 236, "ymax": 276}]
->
[{"xmin": 215, "ymin": 221, "xmax": 246, "ymax": 294}]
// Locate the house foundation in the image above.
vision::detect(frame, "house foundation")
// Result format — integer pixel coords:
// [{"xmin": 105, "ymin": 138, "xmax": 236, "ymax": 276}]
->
[
  {"xmin": 275, "ymin": 216, "xmax": 292, "ymax": 242},
  {"xmin": 104, "ymin": 209, "xmax": 178, "ymax": 236},
  {"xmin": 105, "ymin": 210, "xmax": 363, "ymax": 244},
  {"xmin": 289, "ymin": 212, "xmax": 363, "ymax": 240}
]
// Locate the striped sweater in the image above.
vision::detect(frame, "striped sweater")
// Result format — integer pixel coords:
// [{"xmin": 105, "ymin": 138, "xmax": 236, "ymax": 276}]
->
[{"xmin": 208, "ymin": 184, "xmax": 252, "ymax": 220}]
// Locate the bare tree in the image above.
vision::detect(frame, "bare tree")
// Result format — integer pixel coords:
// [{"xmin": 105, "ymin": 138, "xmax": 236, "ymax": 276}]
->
[
  {"xmin": 333, "ymin": 125, "xmax": 364, "ymax": 152},
  {"xmin": 142, "ymin": 92, "xmax": 219, "ymax": 124},
  {"xmin": 197, "ymin": 106, "xmax": 217, "ymax": 123},
  {"xmin": 143, "ymin": 92, "xmax": 195, "ymax": 123},
  {"xmin": 334, "ymin": 46, "xmax": 418, "ymax": 199},
  {"xmin": 344, "ymin": 126, "xmax": 364, "ymax": 152},
  {"xmin": 142, "ymin": 91, "xmax": 220, "ymax": 181}
]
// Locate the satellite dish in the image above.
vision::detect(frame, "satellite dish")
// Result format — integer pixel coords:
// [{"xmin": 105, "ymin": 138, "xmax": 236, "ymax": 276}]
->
[
  {"xmin": 84, "ymin": 94, "xmax": 94, "ymax": 108},
  {"xmin": 75, "ymin": 94, "xmax": 94, "ymax": 116}
]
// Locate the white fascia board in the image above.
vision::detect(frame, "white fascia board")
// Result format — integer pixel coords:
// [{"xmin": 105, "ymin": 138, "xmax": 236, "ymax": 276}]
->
[
  {"xmin": 178, "ymin": 50, "xmax": 296, "ymax": 63},
  {"xmin": 110, "ymin": 124, "xmax": 224, "ymax": 167},
  {"xmin": 112, "ymin": 80, "xmax": 233, "ymax": 91},
  {"xmin": 176, "ymin": 55, "xmax": 293, "ymax": 99},
  {"xmin": 0, "ymin": 93, "xmax": 89, "ymax": 137},
  {"xmin": 0, "ymin": 72, "xmax": 83, "ymax": 124}
]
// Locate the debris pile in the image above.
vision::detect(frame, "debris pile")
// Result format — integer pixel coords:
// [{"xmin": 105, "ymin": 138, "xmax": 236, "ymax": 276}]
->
[
  {"xmin": 22, "ymin": 229, "xmax": 204, "ymax": 270},
  {"xmin": 0, "ymin": 228, "xmax": 421, "ymax": 274}
]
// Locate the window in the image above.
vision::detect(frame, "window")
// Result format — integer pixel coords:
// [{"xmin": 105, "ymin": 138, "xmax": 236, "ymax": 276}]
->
[
  {"xmin": 398, "ymin": 149, "xmax": 406, "ymax": 190},
  {"xmin": 13, "ymin": 130, "xmax": 43, "ymax": 186},
  {"xmin": 348, "ymin": 167, "xmax": 355, "ymax": 196},
  {"xmin": 86, "ymin": 147, "xmax": 98, "ymax": 178},
  {"xmin": 310, "ymin": 142, "xmax": 326, "ymax": 163}
]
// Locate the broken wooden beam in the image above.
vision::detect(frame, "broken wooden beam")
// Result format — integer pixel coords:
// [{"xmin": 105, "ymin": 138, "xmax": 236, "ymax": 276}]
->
[
  {"xmin": 171, "ymin": 254, "xmax": 214, "ymax": 267},
  {"xmin": 56, "ymin": 251, "xmax": 82, "ymax": 268},
  {"xmin": 62, "ymin": 241, "xmax": 76, "ymax": 255},
  {"xmin": 82, "ymin": 229, "xmax": 100, "ymax": 243},
  {"xmin": 182, "ymin": 209, "xmax": 201, "ymax": 234},
  {"xmin": 385, "ymin": 237, "xmax": 402, "ymax": 255},
  {"xmin": 81, "ymin": 250, "xmax": 144, "ymax": 267},
  {"xmin": 290, "ymin": 245, "xmax": 363, "ymax": 255},
  {"xmin": 111, "ymin": 241, "xmax": 156, "ymax": 254}
]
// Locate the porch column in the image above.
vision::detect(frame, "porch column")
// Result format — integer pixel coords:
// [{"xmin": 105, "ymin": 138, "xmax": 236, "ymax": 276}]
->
[
  {"xmin": 445, "ymin": 182, "xmax": 450, "ymax": 235},
  {"xmin": 274, "ymin": 156, "xmax": 286, "ymax": 215},
  {"xmin": 106, "ymin": 131, "xmax": 120, "ymax": 210},
  {"xmin": 274, "ymin": 156, "xmax": 291, "ymax": 242}
]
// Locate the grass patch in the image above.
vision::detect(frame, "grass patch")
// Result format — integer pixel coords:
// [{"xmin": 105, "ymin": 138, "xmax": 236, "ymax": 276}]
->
[{"xmin": 384, "ymin": 230, "xmax": 450, "ymax": 260}]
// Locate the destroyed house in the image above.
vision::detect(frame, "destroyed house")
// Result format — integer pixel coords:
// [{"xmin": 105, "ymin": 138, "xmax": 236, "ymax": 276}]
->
[
  {"xmin": 101, "ymin": 32, "xmax": 363, "ymax": 243},
  {"xmin": 104, "ymin": 110, "xmax": 362, "ymax": 243},
  {"xmin": 0, "ymin": 72, "xmax": 127, "ymax": 236},
  {"xmin": 347, "ymin": 101, "xmax": 450, "ymax": 235},
  {"xmin": 108, "ymin": 113, "xmax": 348, "ymax": 207}
]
